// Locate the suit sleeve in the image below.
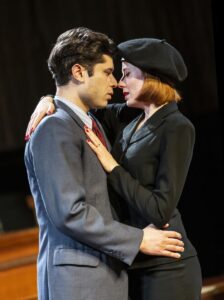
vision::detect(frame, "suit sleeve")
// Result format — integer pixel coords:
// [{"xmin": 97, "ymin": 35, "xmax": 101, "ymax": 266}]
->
[
  {"xmin": 29, "ymin": 116, "xmax": 143, "ymax": 265},
  {"xmin": 107, "ymin": 121, "xmax": 195, "ymax": 228}
]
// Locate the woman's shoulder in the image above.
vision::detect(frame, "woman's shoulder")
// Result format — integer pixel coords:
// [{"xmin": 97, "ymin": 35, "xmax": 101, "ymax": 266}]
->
[
  {"xmin": 168, "ymin": 109, "xmax": 194, "ymax": 129},
  {"xmin": 163, "ymin": 110, "xmax": 195, "ymax": 139}
]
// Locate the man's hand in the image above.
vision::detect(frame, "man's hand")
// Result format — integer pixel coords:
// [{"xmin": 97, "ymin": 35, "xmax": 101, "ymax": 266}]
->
[{"xmin": 140, "ymin": 225, "xmax": 184, "ymax": 259}]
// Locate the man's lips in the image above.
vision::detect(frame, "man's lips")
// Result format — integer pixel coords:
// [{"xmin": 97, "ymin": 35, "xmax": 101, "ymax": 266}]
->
[{"xmin": 106, "ymin": 93, "xmax": 113, "ymax": 100}]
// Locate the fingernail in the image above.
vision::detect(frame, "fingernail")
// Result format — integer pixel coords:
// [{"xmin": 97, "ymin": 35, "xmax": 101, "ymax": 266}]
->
[
  {"xmin": 86, "ymin": 139, "xmax": 90, "ymax": 143},
  {"xmin": 84, "ymin": 126, "xmax": 89, "ymax": 132},
  {"xmin": 24, "ymin": 134, "xmax": 30, "ymax": 141}
]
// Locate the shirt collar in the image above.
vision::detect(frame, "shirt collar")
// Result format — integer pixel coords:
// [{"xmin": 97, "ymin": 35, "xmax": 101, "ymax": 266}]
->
[{"xmin": 54, "ymin": 96, "xmax": 92, "ymax": 129}]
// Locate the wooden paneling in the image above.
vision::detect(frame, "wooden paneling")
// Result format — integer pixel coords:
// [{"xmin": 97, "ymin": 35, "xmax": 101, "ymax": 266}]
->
[
  {"xmin": 202, "ymin": 275, "xmax": 224, "ymax": 300},
  {"xmin": 0, "ymin": 227, "xmax": 38, "ymax": 300},
  {"xmin": 1, "ymin": 227, "xmax": 224, "ymax": 300}
]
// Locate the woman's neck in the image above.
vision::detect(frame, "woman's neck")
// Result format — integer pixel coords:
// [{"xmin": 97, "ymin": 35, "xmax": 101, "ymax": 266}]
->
[
  {"xmin": 135, "ymin": 103, "xmax": 167, "ymax": 132},
  {"xmin": 144, "ymin": 103, "xmax": 167, "ymax": 119}
]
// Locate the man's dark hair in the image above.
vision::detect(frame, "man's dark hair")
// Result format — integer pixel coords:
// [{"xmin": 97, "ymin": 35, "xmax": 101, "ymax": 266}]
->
[{"xmin": 48, "ymin": 27, "xmax": 117, "ymax": 86}]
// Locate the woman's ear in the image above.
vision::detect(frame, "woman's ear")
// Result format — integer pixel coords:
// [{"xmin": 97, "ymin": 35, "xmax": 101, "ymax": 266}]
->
[{"xmin": 71, "ymin": 64, "xmax": 88, "ymax": 82}]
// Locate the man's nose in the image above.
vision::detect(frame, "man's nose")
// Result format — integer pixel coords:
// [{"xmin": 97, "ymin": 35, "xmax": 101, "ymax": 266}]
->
[{"xmin": 110, "ymin": 74, "xmax": 117, "ymax": 88}]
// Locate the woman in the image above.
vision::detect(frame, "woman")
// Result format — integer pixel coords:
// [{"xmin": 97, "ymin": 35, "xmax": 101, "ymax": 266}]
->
[{"xmin": 26, "ymin": 38, "xmax": 202, "ymax": 299}]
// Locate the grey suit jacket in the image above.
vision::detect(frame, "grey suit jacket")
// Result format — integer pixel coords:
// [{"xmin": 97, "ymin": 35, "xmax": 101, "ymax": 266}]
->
[{"xmin": 24, "ymin": 100, "xmax": 143, "ymax": 300}]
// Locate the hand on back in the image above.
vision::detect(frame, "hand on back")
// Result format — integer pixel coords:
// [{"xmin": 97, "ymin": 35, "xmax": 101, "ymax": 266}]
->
[{"xmin": 25, "ymin": 96, "xmax": 55, "ymax": 140}]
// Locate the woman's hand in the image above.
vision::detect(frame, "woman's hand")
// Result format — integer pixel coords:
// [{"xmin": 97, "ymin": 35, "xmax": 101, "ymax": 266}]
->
[
  {"xmin": 85, "ymin": 126, "xmax": 119, "ymax": 173},
  {"xmin": 25, "ymin": 96, "xmax": 55, "ymax": 140}
]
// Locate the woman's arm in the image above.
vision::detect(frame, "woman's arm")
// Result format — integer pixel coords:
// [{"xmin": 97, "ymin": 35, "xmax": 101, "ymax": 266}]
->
[
  {"xmin": 85, "ymin": 122, "xmax": 195, "ymax": 228},
  {"xmin": 25, "ymin": 95, "xmax": 141, "ymax": 143},
  {"xmin": 25, "ymin": 95, "xmax": 55, "ymax": 140},
  {"xmin": 108, "ymin": 123, "xmax": 195, "ymax": 228},
  {"xmin": 85, "ymin": 125, "xmax": 119, "ymax": 172},
  {"xmin": 94, "ymin": 104, "xmax": 142, "ymax": 145}
]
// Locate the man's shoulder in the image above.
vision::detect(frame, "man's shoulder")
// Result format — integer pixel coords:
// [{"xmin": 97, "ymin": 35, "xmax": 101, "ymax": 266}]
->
[
  {"xmin": 29, "ymin": 108, "xmax": 81, "ymax": 144},
  {"xmin": 54, "ymin": 106, "xmax": 76, "ymax": 121},
  {"xmin": 41, "ymin": 107, "xmax": 81, "ymax": 128}
]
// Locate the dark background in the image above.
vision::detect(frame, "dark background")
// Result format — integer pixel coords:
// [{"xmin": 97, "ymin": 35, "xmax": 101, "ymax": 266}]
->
[{"xmin": 0, "ymin": 0, "xmax": 223, "ymax": 279}]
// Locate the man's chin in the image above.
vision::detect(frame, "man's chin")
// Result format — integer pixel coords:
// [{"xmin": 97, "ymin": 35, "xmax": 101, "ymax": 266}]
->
[{"xmin": 95, "ymin": 101, "xmax": 108, "ymax": 109}]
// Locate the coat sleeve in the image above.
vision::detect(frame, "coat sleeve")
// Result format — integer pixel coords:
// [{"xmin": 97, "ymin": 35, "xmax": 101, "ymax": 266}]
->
[
  {"xmin": 107, "ymin": 121, "xmax": 195, "ymax": 228},
  {"xmin": 28, "ymin": 116, "xmax": 143, "ymax": 265},
  {"xmin": 93, "ymin": 103, "xmax": 142, "ymax": 145}
]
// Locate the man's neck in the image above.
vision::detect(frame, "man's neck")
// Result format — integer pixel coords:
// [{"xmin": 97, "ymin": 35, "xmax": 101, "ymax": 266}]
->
[{"xmin": 56, "ymin": 84, "xmax": 89, "ymax": 113}]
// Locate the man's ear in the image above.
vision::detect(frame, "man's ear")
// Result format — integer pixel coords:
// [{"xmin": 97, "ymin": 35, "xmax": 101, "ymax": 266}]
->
[{"xmin": 71, "ymin": 64, "xmax": 88, "ymax": 82}]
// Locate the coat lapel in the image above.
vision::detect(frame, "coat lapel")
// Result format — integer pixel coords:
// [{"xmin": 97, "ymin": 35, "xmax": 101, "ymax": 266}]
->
[
  {"xmin": 123, "ymin": 102, "xmax": 179, "ymax": 146},
  {"xmin": 121, "ymin": 114, "xmax": 143, "ymax": 151}
]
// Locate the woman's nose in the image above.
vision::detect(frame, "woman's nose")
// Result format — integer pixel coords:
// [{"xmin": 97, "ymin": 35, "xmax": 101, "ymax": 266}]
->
[{"xmin": 118, "ymin": 80, "xmax": 126, "ymax": 89}]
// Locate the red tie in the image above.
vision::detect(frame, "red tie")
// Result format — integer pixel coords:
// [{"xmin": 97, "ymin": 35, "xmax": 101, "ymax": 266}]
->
[{"xmin": 91, "ymin": 118, "xmax": 108, "ymax": 149}]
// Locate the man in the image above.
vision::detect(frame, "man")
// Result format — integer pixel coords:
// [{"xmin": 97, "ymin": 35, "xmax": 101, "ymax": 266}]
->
[{"xmin": 24, "ymin": 27, "xmax": 184, "ymax": 300}]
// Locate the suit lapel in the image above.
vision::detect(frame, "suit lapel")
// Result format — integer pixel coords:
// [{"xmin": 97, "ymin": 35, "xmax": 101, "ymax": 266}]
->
[
  {"xmin": 54, "ymin": 100, "xmax": 111, "ymax": 150},
  {"xmin": 54, "ymin": 99, "xmax": 86, "ymax": 130}
]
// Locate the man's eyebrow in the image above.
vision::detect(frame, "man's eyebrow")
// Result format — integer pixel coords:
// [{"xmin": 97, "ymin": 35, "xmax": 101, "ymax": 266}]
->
[{"xmin": 105, "ymin": 67, "xmax": 114, "ymax": 72}]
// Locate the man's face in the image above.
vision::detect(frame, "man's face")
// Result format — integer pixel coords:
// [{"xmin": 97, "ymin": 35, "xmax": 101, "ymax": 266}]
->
[{"xmin": 81, "ymin": 54, "xmax": 117, "ymax": 109}]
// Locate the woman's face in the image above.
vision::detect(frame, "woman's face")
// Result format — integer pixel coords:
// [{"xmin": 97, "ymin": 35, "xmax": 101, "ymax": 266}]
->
[{"xmin": 119, "ymin": 61, "xmax": 145, "ymax": 108}]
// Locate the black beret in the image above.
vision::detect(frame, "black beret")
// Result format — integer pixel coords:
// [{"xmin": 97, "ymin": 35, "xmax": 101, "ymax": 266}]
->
[{"xmin": 117, "ymin": 38, "xmax": 188, "ymax": 84}]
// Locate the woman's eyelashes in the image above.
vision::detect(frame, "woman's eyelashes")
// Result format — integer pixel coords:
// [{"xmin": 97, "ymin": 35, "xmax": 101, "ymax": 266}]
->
[{"xmin": 122, "ymin": 71, "xmax": 130, "ymax": 79}]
